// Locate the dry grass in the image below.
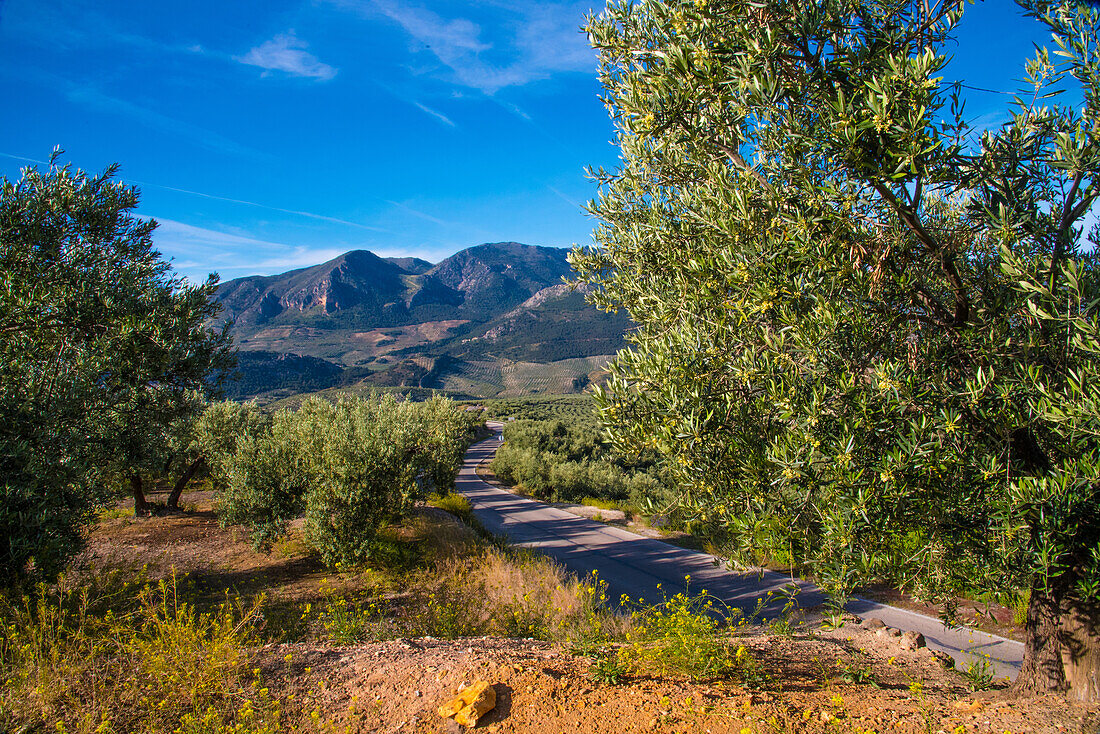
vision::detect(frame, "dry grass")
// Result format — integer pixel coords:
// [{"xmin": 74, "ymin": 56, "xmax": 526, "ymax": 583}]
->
[{"xmin": 416, "ymin": 547, "xmax": 620, "ymax": 643}]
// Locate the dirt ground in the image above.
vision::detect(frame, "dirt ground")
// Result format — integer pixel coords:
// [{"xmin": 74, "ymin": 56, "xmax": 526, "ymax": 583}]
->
[
  {"xmin": 265, "ymin": 633, "xmax": 1094, "ymax": 734},
  {"xmin": 79, "ymin": 490, "xmax": 1097, "ymax": 734}
]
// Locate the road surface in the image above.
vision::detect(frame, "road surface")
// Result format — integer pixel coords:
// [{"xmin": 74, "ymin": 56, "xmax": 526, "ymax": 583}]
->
[{"xmin": 456, "ymin": 425, "xmax": 1025, "ymax": 679}]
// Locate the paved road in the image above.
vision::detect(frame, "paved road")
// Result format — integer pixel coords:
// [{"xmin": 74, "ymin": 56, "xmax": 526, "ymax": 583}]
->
[{"xmin": 457, "ymin": 427, "xmax": 1025, "ymax": 679}]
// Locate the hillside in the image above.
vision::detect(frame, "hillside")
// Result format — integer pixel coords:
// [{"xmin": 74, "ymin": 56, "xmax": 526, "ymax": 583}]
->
[{"xmin": 214, "ymin": 242, "xmax": 631, "ymax": 400}]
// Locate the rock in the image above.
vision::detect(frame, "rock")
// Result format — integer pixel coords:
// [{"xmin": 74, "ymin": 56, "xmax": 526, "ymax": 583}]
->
[
  {"xmin": 953, "ymin": 699, "xmax": 985, "ymax": 715},
  {"xmin": 441, "ymin": 719, "xmax": 463, "ymax": 734},
  {"xmin": 860, "ymin": 617, "xmax": 886, "ymax": 630},
  {"xmin": 438, "ymin": 680, "xmax": 497, "ymax": 728},
  {"xmin": 900, "ymin": 630, "xmax": 926, "ymax": 650},
  {"xmin": 877, "ymin": 626, "xmax": 901, "ymax": 637}
]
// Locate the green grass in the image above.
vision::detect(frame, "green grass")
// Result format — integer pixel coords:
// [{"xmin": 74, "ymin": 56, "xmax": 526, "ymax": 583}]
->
[{"xmin": 580, "ymin": 497, "xmax": 624, "ymax": 511}]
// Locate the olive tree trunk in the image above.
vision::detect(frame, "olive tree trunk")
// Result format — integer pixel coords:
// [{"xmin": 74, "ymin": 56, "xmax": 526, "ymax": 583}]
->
[
  {"xmin": 130, "ymin": 473, "xmax": 150, "ymax": 517},
  {"xmin": 166, "ymin": 457, "xmax": 205, "ymax": 511},
  {"xmin": 1013, "ymin": 584, "xmax": 1100, "ymax": 702}
]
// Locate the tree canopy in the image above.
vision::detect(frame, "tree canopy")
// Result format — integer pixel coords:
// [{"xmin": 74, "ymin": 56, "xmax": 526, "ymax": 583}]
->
[
  {"xmin": 572, "ymin": 0, "xmax": 1100, "ymax": 699},
  {"xmin": 0, "ymin": 153, "xmax": 234, "ymax": 580}
]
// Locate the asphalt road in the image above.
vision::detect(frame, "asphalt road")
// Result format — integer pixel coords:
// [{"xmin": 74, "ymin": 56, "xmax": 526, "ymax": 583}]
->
[{"xmin": 456, "ymin": 425, "xmax": 1026, "ymax": 679}]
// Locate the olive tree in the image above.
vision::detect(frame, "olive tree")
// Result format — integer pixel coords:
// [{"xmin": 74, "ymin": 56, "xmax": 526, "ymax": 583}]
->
[
  {"xmin": 216, "ymin": 395, "xmax": 474, "ymax": 567},
  {"xmin": 0, "ymin": 153, "xmax": 233, "ymax": 580},
  {"xmin": 572, "ymin": 0, "xmax": 1100, "ymax": 698}
]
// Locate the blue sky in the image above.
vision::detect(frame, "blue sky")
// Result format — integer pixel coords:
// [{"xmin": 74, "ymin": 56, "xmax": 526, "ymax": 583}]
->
[{"xmin": 0, "ymin": 1, "xmax": 1087, "ymax": 282}]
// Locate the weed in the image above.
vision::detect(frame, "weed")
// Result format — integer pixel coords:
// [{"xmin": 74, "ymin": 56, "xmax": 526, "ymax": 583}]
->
[
  {"xmin": 0, "ymin": 570, "xmax": 282, "ymax": 734},
  {"xmin": 765, "ymin": 584, "xmax": 802, "ymax": 637},
  {"xmin": 313, "ymin": 579, "xmax": 386, "ymax": 644},
  {"xmin": 428, "ymin": 492, "xmax": 474, "ymax": 522},
  {"xmin": 812, "ymin": 655, "xmax": 835, "ymax": 688},
  {"xmin": 961, "ymin": 657, "xmax": 995, "ymax": 691},
  {"xmin": 733, "ymin": 643, "xmax": 773, "ymax": 689},
  {"xmin": 837, "ymin": 658, "xmax": 879, "ymax": 687},
  {"xmin": 620, "ymin": 580, "xmax": 735, "ymax": 681},
  {"xmin": 904, "ymin": 675, "xmax": 936, "ymax": 734},
  {"xmin": 590, "ymin": 652, "xmax": 629, "ymax": 684}
]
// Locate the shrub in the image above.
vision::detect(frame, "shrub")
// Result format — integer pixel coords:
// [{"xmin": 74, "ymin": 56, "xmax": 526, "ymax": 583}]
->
[{"xmin": 490, "ymin": 417, "xmax": 673, "ymax": 506}]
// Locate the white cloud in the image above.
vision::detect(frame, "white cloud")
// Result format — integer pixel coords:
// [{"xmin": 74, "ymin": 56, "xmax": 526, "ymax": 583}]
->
[
  {"xmin": 414, "ymin": 101, "xmax": 455, "ymax": 126},
  {"xmin": 236, "ymin": 31, "xmax": 337, "ymax": 81},
  {"xmin": 332, "ymin": 0, "xmax": 595, "ymax": 93}
]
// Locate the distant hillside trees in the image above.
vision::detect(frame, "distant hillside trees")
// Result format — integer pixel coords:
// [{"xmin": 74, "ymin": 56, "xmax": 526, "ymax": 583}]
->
[
  {"xmin": 574, "ymin": 0, "xmax": 1100, "ymax": 699},
  {"xmin": 491, "ymin": 417, "xmax": 676, "ymax": 511},
  {"xmin": 0, "ymin": 153, "xmax": 233, "ymax": 581},
  {"xmin": 213, "ymin": 395, "xmax": 476, "ymax": 566}
]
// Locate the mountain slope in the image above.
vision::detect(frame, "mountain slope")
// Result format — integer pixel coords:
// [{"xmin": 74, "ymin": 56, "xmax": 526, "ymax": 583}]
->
[{"xmin": 213, "ymin": 242, "xmax": 627, "ymax": 400}]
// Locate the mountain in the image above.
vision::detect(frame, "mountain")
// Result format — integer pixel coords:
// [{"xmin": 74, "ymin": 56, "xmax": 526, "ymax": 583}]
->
[
  {"xmin": 216, "ymin": 250, "xmax": 409, "ymax": 329},
  {"xmin": 214, "ymin": 243, "xmax": 630, "ymax": 401},
  {"xmin": 216, "ymin": 242, "xmax": 577, "ymax": 335}
]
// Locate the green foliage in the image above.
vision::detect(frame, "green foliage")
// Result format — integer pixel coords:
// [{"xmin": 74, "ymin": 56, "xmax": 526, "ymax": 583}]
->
[
  {"xmin": 589, "ymin": 652, "xmax": 629, "ymax": 684},
  {"xmin": 215, "ymin": 395, "xmax": 475, "ymax": 566},
  {"xmin": 574, "ymin": 0, "xmax": 1100, "ymax": 691},
  {"xmin": 0, "ymin": 153, "xmax": 233, "ymax": 580},
  {"xmin": 838, "ymin": 658, "xmax": 878, "ymax": 687},
  {"xmin": 490, "ymin": 417, "xmax": 676, "ymax": 508}
]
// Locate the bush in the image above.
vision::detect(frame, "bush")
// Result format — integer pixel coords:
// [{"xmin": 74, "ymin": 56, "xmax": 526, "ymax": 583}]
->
[{"xmin": 619, "ymin": 584, "xmax": 735, "ymax": 681}]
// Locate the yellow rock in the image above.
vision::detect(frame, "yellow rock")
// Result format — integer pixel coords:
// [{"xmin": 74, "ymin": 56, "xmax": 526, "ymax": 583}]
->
[{"xmin": 438, "ymin": 680, "xmax": 496, "ymax": 727}]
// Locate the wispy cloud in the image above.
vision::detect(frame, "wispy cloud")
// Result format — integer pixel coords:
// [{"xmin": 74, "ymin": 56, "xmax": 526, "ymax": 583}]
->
[
  {"xmin": 413, "ymin": 101, "xmax": 455, "ymax": 126},
  {"xmin": 1, "ymin": 1, "xmax": 209, "ymax": 57},
  {"xmin": 331, "ymin": 0, "xmax": 594, "ymax": 93},
  {"xmin": 236, "ymin": 31, "xmax": 337, "ymax": 81},
  {"xmin": 383, "ymin": 199, "xmax": 455, "ymax": 227},
  {"xmin": 0, "ymin": 151, "xmax": 48, "ymax": 167},
  {"xmin": 547, "ymin": 185, "xmax": 581, "ymax": 208},
  {"xmin": 144, "ymin": 216, "xmax": 347, "ymax": 277},
  {"xmin": 133, "ymin": 179, "xmax": 391, "ymax": 233},
  {"xmin": 65, "ymin": 86, "xmax": 264, "ymax": 159}
]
